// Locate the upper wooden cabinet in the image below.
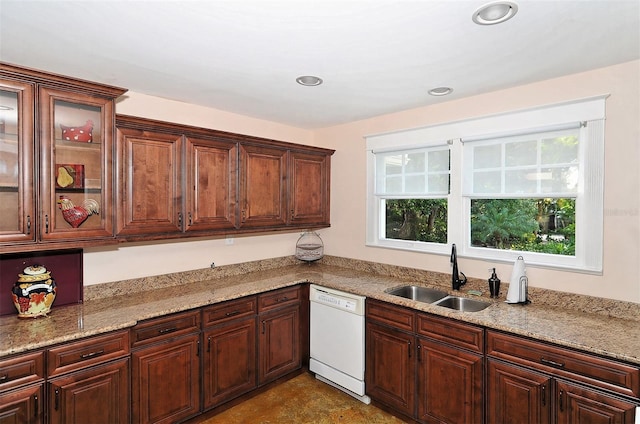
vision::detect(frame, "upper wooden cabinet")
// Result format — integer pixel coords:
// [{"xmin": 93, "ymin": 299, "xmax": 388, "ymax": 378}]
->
[
  {"xmin": 115, "ymin": 115, "xmax": 333, "ymax": 240},
  {"xmin": 0, "ymin": 63, "xmax": 126, "ymax": 253}
]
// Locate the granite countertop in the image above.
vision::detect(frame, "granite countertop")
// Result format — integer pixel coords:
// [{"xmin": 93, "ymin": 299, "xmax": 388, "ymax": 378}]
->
[{"xmin": 2, "ymin": 259, "xmax": 639, "ymax": 367}]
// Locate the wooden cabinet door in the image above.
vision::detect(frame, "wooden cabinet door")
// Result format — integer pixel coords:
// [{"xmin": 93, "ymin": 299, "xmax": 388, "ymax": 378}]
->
[
  {"xmin": 417, "ymin": 337, "xmax": 483, "ymax": 424},
  {"xmin": 288, "ymin": 151, "xmax": 330, "ymax": 226},
  {"xmin": 365, "ymin": 322, "xmax": 416, "ymax": 417},
  {"xmin": 131, "ymin": 334, "xmax": 200, "ymax": 424},
  {"xmin": 39, "ymin": 86, "xmax": 116, "ymax": 241},
  {"xmin": 202, "ymin": 316, "xmax": 257, "ymax": 409},
  {"xmin": 556, "ymin": 380, "xmax": 637, "ymax": 424},
  {"xmin": 48, "ymin": 358, "xmax": 129, "ymax": 424},
  {"xmin": 239, "ymin": 144, "xmax": 287, "ymax": 228},
  {"xmin": 487, "ymin": 358, "xmax": 552, "ymax": 424},
  {"xmin": 116, "ymin": 127, "xmax": 183, "ymax": 236},
  {"xmin": 0, "ymin": 79, "xmax": 35, "ymax": 246},
  {"xmin": 0, "ymin": 383, "xmax": 43, "ymax": 424},
  {"xmin": 258, "ymin": 305, "xmax": 301, "ymax": 384},
  {"xmin": 185, "ymin": 136, "xmax": 237, "ymax": 231}
]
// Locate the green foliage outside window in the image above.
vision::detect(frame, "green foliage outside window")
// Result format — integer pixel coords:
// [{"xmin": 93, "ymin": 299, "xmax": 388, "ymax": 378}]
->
[{"xmin": 385, "ymin": 199, "xmax": 447, "ymax": 243}]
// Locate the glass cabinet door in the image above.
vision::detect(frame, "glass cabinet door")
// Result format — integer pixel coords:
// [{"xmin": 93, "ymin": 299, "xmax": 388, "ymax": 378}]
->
[
  {"xmin": 39, "ymin": 87, "xmax": 114, "ymax": 240},
  {"xmin": 0, "ymin": 79, "xmax": 35, "ymax": 244}
]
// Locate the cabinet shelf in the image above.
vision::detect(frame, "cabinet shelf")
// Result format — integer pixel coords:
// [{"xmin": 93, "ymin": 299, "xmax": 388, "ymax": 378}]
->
[{"xmin": 55, "ymin": 138, "xmax": 101, "ymax": 151}]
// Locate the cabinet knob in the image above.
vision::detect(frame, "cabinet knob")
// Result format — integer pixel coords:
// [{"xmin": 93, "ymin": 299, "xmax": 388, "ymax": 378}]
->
[
  {"xmin": 26, "ymin": 215, "xmax": 31, "ymax": 234},
  {"xmin": 45, "ymin": 215, "xmax": 49, "ymax": 233}
]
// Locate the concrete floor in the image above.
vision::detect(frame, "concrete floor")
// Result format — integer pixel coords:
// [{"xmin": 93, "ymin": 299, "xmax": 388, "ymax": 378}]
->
[{"xmin": 194, "ymin": 372, "xmax": 406, "ymax": 424}]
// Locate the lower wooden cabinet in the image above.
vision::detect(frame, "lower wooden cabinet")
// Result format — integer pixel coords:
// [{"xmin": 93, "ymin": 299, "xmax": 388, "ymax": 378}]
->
[
  {"xmin": 0, "ymin": 383, "xmax": 43, "ymax": 424},
  {"xmin": 366, "ymin": 299, "xmax": 484, "ymax": 423},
  {"xmin": 202, "ymin": 316, "xmax": 257, "ymax": 409},
  {"xmin": 48, "ymin": 357, "xmax": 129, "ymax": 424},
  {"xmin": 131, "ymin": 311, "xmax": 201, "ymax": 424}
]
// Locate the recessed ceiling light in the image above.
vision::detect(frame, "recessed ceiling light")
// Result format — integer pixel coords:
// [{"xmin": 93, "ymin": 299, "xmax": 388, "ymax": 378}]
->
[
  {"xmin": 472, "ymin": 1, "xmax": 518, "ymax": 25},
  {"xmin": 428, "ymin": 87, "xmax": 453, "ymax": 96},
  {"xmin": 296, "ymin": 75, "xmax": 323, "ymax": 86}
]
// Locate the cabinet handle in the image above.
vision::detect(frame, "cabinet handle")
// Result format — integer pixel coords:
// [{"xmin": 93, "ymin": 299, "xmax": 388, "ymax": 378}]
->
[
  {"xmin": 80, "ymin": 349, "xmax": 104, "ymax": 360},
  {"xmin": 541, "ymin": 384, "xmax": 546, "ymax": 406},
  {"xmin": 0, "ymin": 374, "xmax": 8, "ymax": 382},
  {"xmin": 540, "ymin": 357, "xmax": 565, "ymax": 369},
  {"xmin": 158, "ymin": 327, "xmax": 177, "ymax": 335},
  {"xmin": 34, "ymin": 394, "xmax": 39, "ymax": 417},
  {"xmin": 408, "ymin": 341, "xmax": 412, "ymax": 358},
  {"xmin": 241, "ymin": 209, "xmax": 246, "ymax": 222},
  {"xmin": 417, "ymin": 344, "xmax": 422, "ymax": 362},
  {"xmin": 558, "ymin": 389, "xmax": 564, "ymax": 412},
  {"xmin": 225, "ymin": 310, "xmax": 242, "ymax": 317},
  {"xmin": 196, "ymin": 339, "xmax": 200, "ymax": 357},
  {"xmin": 26, "ymin": 215, "xmax": 31, "ymax": 234},
  {"xmin": 262, "ymin": 320, "xmax": 266, "ymax": 334},
  {"xmin": 54, "ymin": 388, "xmax": 60, "ymax": 411},
  {"xmin": 188, "ymin": 212, "xmax": 193, "ymax": 226},
  {"xmin": 278, "ymin": 296, "xmax": 288, "ymax": 302},
  {"xmin": 207, "ymin": 336, "xmax": 211, "ymax": 353},
  {"xmin": 178, "ymin": 212, "xmax": 183, "ymax": 227},
  {"xmin": 45, "ymin": 215, "xmax": 49, "ymax": 233}
]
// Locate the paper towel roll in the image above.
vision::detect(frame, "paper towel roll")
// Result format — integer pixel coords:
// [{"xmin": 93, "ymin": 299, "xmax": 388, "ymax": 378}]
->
[{"xmin": 506, "ymin": 256, "xmax": 526, "ymax": 303}]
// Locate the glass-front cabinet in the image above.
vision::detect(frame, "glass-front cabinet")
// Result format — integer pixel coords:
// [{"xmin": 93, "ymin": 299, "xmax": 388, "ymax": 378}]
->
[
  {"xmin": 39, "ymin": 87, "xmax": 114, "ymax": 240},
  {"xmin": 0, "ymin": 63, "xmax": 126, "ymax": 253},
  {"xmin": 0, "ymin": 79, "xmax": 34, "ymax": 244}
]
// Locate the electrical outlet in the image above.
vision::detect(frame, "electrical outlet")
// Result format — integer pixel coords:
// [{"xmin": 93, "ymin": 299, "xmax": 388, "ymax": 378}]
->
[
  {"xmin": 225, "ymin": 236, "xmax": 234, "ymax": 245},
  {"xmin": 210, "ymin": 262, "xmax": 216, "ymax": 268}
]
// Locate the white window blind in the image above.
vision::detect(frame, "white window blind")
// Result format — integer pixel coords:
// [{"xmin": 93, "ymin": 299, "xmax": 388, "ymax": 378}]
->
[
  {"xmin": 375, "ymin": 146, "xmax": 450, "ymax": 196},
  {"xmin": 463, "ymin": 127, "xmax": 580, "ymax": 197}
]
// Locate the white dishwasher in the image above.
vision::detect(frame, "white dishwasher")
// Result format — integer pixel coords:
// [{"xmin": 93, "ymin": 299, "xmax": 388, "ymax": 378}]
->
[{"xmin": 309, "ymin": 284, "xmax": 371, "ymax": 404}]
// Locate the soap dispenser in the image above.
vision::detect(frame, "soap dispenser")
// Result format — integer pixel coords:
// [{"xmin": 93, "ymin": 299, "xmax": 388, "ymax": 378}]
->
[{"xmin": 488, "ymin": 268, "xmax": 500, "ymax": 298}]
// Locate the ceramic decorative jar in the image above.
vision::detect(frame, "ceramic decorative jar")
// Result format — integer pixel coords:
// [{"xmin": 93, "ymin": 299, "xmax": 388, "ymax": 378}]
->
[{"xmin": 11, "ymin": 265, "xmax": 57, "ymax": 318}]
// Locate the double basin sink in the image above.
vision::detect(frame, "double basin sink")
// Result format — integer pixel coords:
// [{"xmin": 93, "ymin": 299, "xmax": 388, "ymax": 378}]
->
[{"xmin": 386, "ymin": 285, "xmax": 491, "ymax": 312}]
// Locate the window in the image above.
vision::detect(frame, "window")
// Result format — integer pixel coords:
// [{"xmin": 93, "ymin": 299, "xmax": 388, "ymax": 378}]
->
[{"xmin": 366, "ymin": 96, "xmax": 606, "ymax": 273}]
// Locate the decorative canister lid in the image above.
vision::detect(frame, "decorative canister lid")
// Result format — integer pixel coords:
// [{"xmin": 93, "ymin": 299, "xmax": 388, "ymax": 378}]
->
[
  {"xmin": 17, "ymin": 265, "xmax": 51, "ymax": 283},
  {"xmin": 295, "ymin": 231, "xmax": 324, "ymax": 263}
]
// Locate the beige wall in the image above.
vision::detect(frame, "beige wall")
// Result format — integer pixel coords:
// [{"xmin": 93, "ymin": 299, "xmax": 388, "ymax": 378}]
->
[{"xmin": 85, "ymin": 61, "xmax": 640, "ymax": 303}]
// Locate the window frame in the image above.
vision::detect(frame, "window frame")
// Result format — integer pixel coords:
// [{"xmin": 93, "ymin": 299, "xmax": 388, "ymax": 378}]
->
[{"xmin": 366, "ymin": 96, "xmax": 607, "ymax": 273}]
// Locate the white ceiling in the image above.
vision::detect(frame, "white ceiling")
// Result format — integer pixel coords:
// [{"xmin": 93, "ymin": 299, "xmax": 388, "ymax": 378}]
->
[{"xmin": 1, "ymin": 0, "xmax": 639, "ymax": 129}]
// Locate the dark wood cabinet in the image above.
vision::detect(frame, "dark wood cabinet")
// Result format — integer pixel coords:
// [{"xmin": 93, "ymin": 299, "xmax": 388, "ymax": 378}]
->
[
  {"xmin": 487, "ymin": 358, "xmax": 552, "ymax": 424},
  {"xmin": 130, "ymin": 310, "xmax": 201, "ymax": 424},
  {"xmin": 257, "ymin": 286, "xmax": 302, "ymax": 385},
  {"xmin": 185, "ymin": 136, "xmax": 237, "ymax": 232},
  {"xmin": 0, "ymin": 63, "xmax": 125, "ymax": 253},
  {"xmin": 366, "ymin": 299, "xmax": 484, "ymax": 423},
  {"xmin": 116, "ymin": 126, "xmax": 183, "ymax": 236},
  {"xmin": 0, "ymin": 350, "xmax": 44, "ymax": 424},
  {"xmin": 288, "ymin": 150, "xmax": 331, "ymax": 226},
  {"xmin": 46, "ymin": 330, "xmax": 130, "ymax": 424},
  {"xmin": 239, "ymin": 143, "xmax": 287, "ymax": 228},
  {"xmin": 48, "ymin": 357, "xmax": 129, "ymax": 424},
  {"xmin": 366, "ymin": 321, "xmax": 416, "ymax": 416},
  {"xmin": 202, "ymin": 297, "xmax": 258, "ymax": 410},
  {"xmin": 487, "ymin": 330, "xmax": 640, "ymax": 424}
]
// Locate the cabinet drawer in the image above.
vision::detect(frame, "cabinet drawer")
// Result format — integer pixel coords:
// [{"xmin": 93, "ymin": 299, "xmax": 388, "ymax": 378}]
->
[
  {"xmin": 366, "ymin": 299, "xmax": 415, "ymax": 332},
  {"xmin": 131, "ymin": 310, "xmax": 200, "ymax": 348},
  {"xmin": 487, "ymin": 330, "xmax": 640, "ymax": 398},
  {"xmin": 203, "ymin": 296, "xmax": 257, "ymax": 327},
  {"xmin": 258, "ymin": 286, "xmax": 301, "ymax": 312},
  {"xmin": 417, "ymin": 313, "xmax": 484, "ymax": 353},
  {"xmin": 0, "ymin": 350, "xmax": 44, "ymax": 392},
  {"xmin": 47, "ymin": 330, "xmax": 129, "ymax": 377}
]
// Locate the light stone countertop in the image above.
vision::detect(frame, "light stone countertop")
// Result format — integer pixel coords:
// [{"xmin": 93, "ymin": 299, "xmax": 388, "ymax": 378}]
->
[{"xmin": 2, "ymin": 257, "xmax": 639, "ymax": 367}]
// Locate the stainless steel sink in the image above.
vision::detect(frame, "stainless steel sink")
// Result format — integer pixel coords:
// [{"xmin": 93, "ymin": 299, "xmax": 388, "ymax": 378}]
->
[
  {"xmin": 386, "ymin": 285, "xmax": 449, "ymax": 303},
  {"xmin": 433, "ymin": 296, "xmax": 491, "ymax": 312}
]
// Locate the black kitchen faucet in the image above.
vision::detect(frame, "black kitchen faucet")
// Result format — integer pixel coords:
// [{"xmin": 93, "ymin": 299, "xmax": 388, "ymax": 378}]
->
[{"xmin": 451, "ymin": 244, "xmax": 467, "ymax": 290}]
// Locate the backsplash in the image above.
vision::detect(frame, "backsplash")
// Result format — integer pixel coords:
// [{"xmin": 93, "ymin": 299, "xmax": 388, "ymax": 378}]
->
[{"xmin": 84, "ymin": 255, "xmax": 640, "ymax": 322}]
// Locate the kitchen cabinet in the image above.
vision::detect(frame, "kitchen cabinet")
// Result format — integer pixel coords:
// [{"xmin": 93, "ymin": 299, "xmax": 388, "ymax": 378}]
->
[
  {"xmin": 130, "ymin": 310, "xmax": 201, "ymax": 424},
  {"xmin": 487, "ymin": 330, "xmax": 640, "ymax": 424},
  {"xmin": 366, "ymin": 299, "xmax": 484, "ymax": 423},
  {"xmin": 288, "ymin": 150, "xmax": 331, "ymax": 226},
  {"xmin": 258, "ymin": 286, "xmax": 303, "ymax": 384},
  {"xmin": 115, "ymin": 125, "xmax": 183, "ymax": 236},
  {"xmin": 46, "ymin": 330, "xmax": 130, "ymax": 424},
  {"xmin": 0, "ymin": 63, "xmax": 126, "ymax": 253},
  {"xmin": 0, "ymin": 350, "xmax": 44, "ymax": 424},
  {"xmin": 202, "ymin": 296, "xmax": 257, "ymax": 410}
]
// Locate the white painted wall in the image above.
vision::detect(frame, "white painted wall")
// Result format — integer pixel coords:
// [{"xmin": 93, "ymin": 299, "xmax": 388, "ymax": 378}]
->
[{"xmin": 85, "ymin": 61, "xmax": 640, "ymax": 303}]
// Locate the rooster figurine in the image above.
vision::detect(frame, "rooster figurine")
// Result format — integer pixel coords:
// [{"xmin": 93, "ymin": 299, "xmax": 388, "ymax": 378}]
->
[{"xmin": 57, "ymin": 196, "xmax": 100, "ymax": 228}]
